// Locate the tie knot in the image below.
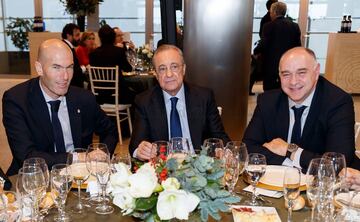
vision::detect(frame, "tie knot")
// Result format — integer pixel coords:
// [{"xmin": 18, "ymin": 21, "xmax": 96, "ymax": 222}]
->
[
  {"xmin": 170, "ymin": 97, "xmax": 178, "ymax": 109},
  {"xmin": 291, "ymin": 105, "xmax": 307, "ymax": 117},
  {"xmin": 49, "ymin": 100, "xmax": 61, "ymax": 112}
]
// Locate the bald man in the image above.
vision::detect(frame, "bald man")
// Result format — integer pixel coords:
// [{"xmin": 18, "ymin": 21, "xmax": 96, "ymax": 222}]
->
[
  {"xmin": 3, "ymin": 39, "xmax": 118, "ymax": 175},
  {"xmin": 243, "ymin": 47, "xmax": 358, "ymax": 170}
]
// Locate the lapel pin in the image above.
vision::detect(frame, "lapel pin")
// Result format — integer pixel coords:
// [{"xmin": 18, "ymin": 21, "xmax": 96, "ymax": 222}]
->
[{"xmin": 77, "ymin": 109, "xmax": 81, "ymax": 114}]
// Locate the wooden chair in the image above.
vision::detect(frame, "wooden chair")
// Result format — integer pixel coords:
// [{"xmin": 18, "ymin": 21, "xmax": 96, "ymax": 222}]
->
[{"xmin": 87, "ymin": 65, "xmax": 132, "ymax": 145}]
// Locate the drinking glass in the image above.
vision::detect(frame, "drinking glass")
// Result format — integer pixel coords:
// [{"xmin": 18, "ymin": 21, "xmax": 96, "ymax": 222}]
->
[
  {"xmin": 244, "ymin": 153, "xmax": 266, "ymax": 206},
  {"xmin": 67, "ymin": 148, "xmax": 90, "ymax": 213},
  {"xmin": 150, "ymin": 141, "xmax": 170, "ymax": 163},
  {"xmin": 86, "ymin": 143, "xmax": 110, "ymax": 205},
  {"xmin": 225, "ymin": 141, "xmax": 248, "ymax": 175},
  {"xmin": 22, "ymin": 165, "xmax": 46, "ymax": 221},
  {"xmin": 203, "ymin": 138, "xmax": 224, "ymax": 158},
  {"xmin": 111, "ymin": 152, "xmax": 132, "ymax": 171},
  {"xmin": 16, "ymin": 168, "xmax": 33, "ymax": 221},
  {"xmin": 283, "ymin": 167, "xmax": 301, "ymax": 222},
  {"xmin": 90, "ymin": 152, "xmax": 113, "ymax": 214},
  {"xmin": 168, "ymin": 137, "xmax": 190, "ymax": 162},
  {"xmin": 223, "ymin": 149, "xmax": 240, "ymax": 194},
  {"xmin": 51, "ymin": 164, "xmax": 72, "ymax": 222},
  {"xmin": 306, "ymin": 158, "xmax": 322, "ymax": 222}
]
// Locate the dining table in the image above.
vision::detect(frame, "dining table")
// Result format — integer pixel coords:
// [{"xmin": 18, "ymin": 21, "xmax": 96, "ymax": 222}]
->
[
  {"xmin": 8, "ymin": 174, "xmax": 311, "ymax": 222},
  {"xmin": 123, "ymin": 72, "xmax": 158, "ymax": 95}
]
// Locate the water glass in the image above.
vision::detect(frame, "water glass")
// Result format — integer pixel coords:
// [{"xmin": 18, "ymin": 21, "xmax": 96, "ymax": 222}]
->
[
  {"xmin": 283, "ymin": 167, "xmax": 301, "ymax": 222},
  {"xmin": 168, "ymin": 137, "xmax": 190, "ymax": 162},
  {"xmin": 225, "ymin": 141, "xmax": 248, "ymax": 175},
  {"xmin": 51, "ymin": 164, "xmax": 72, "ymax": 222},
  {"xmin": 111, "ymin": 152, "xmax": 132, "ymax": 171},
  {"xmin": 224, "ymin": 150, "xmax": 240, "ymax": 194},
  {"xmin": 203, "ymin": 138, "xmax": 224, "ymax": 158},
  {"xmin": 244, "ymin": 153, "xmax": 266, "ymax": 206}
]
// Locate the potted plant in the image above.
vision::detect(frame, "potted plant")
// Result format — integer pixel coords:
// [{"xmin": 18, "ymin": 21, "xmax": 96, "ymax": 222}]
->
[
  {"xmin": 60, "ymin": 0, "xmax": 104, "ymax": 31},
  {"xmin": 5, "ymin": 17, "xmax": 33, "ymax": 51}
]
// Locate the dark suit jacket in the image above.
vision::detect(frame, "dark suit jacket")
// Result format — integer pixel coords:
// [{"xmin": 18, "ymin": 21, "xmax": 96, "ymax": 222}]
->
[
  {"xmin": 2, "ymin": 77, "xmax": 118, "ymax": 176},
  {"xmin": 62, "ymin": 40, "xmax": 86, "ymax": 88},
  {"xmin": 243, "ymin": 76, "xmax": 357, "ymax": 170},
  {"xmin": 254, "ymin": 16, "xmax": 301, "ymax": 90},
  {"xmin": 129, "ymin": 83, "xmax": 230, "ymax": 155},
  {"xmin": 89, "ymin": 44, "xmax": 133, "ymax": 104}
]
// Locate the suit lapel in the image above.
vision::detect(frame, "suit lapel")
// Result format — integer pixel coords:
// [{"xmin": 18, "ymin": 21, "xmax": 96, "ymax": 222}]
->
[
  {"xmin": 276, "ymin": 92, "xmax": 290, "ymax": 140},
  {"xmin": 151, "ymin": 86, "xmax": 169, "ymax": 140},
  {"xmin": 184, "ymin": 84, "xmax": 201, "ymax": 146},
  {"xmin": 66, "ymin": 89, "xmax": 82, "ymax": 148},
  {"xmin": 28, "ymin": 78, "xmax": 54, "ymax": 150}
]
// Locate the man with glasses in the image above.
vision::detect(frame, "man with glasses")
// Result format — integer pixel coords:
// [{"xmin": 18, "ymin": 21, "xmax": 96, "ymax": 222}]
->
[
  {"xmin": 243, "ymin": 47, "xmax": 359, "ymax": 170},
  {"xmin": 129, "ymin": 44, "xmax": 229, "ymax": 160}
]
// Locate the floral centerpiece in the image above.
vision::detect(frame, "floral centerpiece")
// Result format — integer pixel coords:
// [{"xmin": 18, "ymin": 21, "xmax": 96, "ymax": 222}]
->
[
  {"xmin": 136, "ymin": 43, "xmax": 154, "ymax": 68},
  {"xmin": 109, "ymin": 149, "xmax": 240, "ymax": 221}
]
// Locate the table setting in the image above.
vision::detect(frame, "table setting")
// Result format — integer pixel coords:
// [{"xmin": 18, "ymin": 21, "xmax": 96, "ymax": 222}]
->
[{"xmin": 3, "ymin": 140, "xmax": 360, "ymax": 222}]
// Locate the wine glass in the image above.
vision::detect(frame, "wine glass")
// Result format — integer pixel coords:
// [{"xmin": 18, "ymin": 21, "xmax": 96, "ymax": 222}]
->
[
  {"xmin": 306, "ymin": 158, "xmax": 323, "ymax": 222},
  {"xmin": 51, "ymin": 164, "xmax": 72, "ymax": 222},
  {"xmin": 150, "ymin": 141, "xmax": 170, "ymax": 163},
  {"xmin": 86, "ymin": 143, "xmax": 110, "ymax": 205},
  {"xmin": 168, "ymin": 137, "xmax": 190, "ymax": 162},
  {"xmin": 244, "ymin": 153, "xmax": 266, "ymax": 206},
  {"xmin": 21, "ymin": 165, "xmax": 46, "ymax": 221},
  {"xmin": 223, "ymin": 148, "xmax": 240, "ymax": 194},
  {"xmin": 283, "ymin": 167, "xmax": 301, "ymax": 222},
  {"xmin": 225, "ymin": 141, "xmax": 248, "ymax": 175},
  {"xmin": 16, "ymin": 168, "xmax": 33, "ymax": 221},
  {"xmin": 67, "ymin": 148, "xmax": 90, "ymax": 213},
  {"xmin": 203, "ymin": 138, "xmax": 224, "ymax": 158},
  {"xmin": 111, "ymin": 152, "xmax": 132, "ymax": 170},
  {"xmin": 89, "ymin": 150, "xmax": 113, "ymax": 214}
]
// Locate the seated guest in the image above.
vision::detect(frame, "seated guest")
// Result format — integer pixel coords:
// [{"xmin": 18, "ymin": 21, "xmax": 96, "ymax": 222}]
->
[
  {"xmin": 62, "ymin": 23, "xmax": 86, "ymax": 88},
  {"xmin": 113, "ymin": 27, "xmax": 135, "ymax": 50},
  {"xmin": 129, "ymin": 44, "xmax": 230, "ymax": 160},
  {"xmin": 75, "ymin": 31, "xmax": 97, "ymax": 67},
  {"xmin": 89, "ymin": 24, "xmax": 134, "ymax": 104},
  {"xmin": 2, "ymin": 39, "xmax": 118, "ymax": 176},
  {"xmin": 243, "ymin": 47, "xmax": 358, "ymax": 170}
]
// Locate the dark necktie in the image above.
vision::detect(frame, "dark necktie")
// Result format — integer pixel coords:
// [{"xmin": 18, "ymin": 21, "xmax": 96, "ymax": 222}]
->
[
  {"xmin": 291, "ymin": 106, "xmax": 307, "ymax": 145},
  {"xmin": 48, "ymin": 100, "xmax": 66, "ymax": 153},
  {"xmin": 170, "ymin": 97, "xmax": 182, "ymax": 138}
]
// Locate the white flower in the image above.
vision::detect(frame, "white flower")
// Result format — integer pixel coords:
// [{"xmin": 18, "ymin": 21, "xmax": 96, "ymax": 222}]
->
[
  {"xmin": 109, "ymin": 163, "xmax": 132, "ymax": 192},
  {"xmin": 113, "ymin": 189, "xmax": 136, "ymax": 215},
  {"xmin": 128, "ymin": 168, "xmax": 158, "ymax": 198},
  {"xmin": 162, "ymin": 177, "xmax": 180, "ymax": 191},
  {"xmin": 142, "ymin": 48, "xmax": 149, "ymax": 54},
  {"xmin": 147, "ymin": 52, "xmax": 153, "ymax": 58},
  {"xmin": 137, "ymin": 162, "xmax": 156, "ymax": 175},
  {"xmin": 157, "ymin": 190, "xmax": 200, "ymax": 220}
]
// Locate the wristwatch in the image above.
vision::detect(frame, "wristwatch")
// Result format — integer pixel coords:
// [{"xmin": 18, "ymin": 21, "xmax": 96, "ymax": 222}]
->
[{"xmin": 286, "ymin": 143, "xmax": 299, "ymax": 158}]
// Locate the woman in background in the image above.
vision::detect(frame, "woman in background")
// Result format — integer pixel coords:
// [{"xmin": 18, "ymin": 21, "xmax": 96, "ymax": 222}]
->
[{"xmin": 76, "ymin": 31, "xmax": 96, "ymax": 67}]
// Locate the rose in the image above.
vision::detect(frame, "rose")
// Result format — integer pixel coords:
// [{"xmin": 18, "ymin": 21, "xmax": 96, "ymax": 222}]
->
[
  {"xmin": 113, "ymin": 189, "xmax": 136, "ymax": 215},
  {"xmin": 156, "ymin": 189, "xmax": 200, "ymax": 220},
  {"xmin": 161, "ymin": 177, "xmax": 180, "ymax": 191},
  {"xmin": 128, "ymin": 163, "xmax": 158, "ymax": 198},
  {"xmin": 109, "ymin": 163, "xmax": 131, "ymax": 191}
]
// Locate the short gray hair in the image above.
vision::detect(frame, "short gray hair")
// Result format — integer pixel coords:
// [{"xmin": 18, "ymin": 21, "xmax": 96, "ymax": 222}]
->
[
  {"xmin": 271, "ymin": 2, "xmax": 287, "ymax": 17},
  {"xmin": 152, "ymin": 44, "xmax": 185, "ymax": 67}
]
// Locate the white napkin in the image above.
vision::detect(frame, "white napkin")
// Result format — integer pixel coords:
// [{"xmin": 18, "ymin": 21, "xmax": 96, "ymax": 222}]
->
[
  {"xmin": 243, "ymin": 185, "xmax": 283, "ymax": 198},
  {"xmin": 86, "ymin": 181, "xmax": 112, "ymax": 196},
  {"xmin": 335, "ymin": 192, "xmax": 360, "ymax": 208}
]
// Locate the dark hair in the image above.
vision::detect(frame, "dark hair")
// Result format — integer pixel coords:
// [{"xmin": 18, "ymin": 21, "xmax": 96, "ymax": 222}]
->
[
  {"xmin": 266, "ymin": 0, "xmax": 278, "ymax": 10},
  {"xmin": 61, "ymin": 23, "xmax": 80, "ymax": 39},
  {"xmin": 271, "ymin": 2, "xmax": 287, "ymax": 17},
  {"xmin": 98, "ymin": 24, "xmax": 115, "ymax": 45}
]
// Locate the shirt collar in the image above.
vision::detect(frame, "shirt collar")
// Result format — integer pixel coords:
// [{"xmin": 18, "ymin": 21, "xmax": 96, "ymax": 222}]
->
[
  {"xmin": 288, "ymin": 87, "xmax": 316, "ymax": 109},
  {"xmin": 39, "ymin": 79, "xmax": 65, "ymax": 103},
  {"xmin": 63, "ymin": 39, "xmax": 74, "ymax": 49},
  {"xmin": 162, "ymin": 84, "xmax": 185, "ymax": 103}
]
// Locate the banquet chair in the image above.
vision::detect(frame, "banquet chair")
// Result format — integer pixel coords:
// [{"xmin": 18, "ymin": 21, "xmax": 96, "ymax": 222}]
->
[{"xmin": 87, "ymin": 65, "xmax": 132, "ymax": 145}]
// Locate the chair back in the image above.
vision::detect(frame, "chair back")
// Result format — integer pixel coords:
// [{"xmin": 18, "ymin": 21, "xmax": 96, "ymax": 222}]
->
[{"xmin": 87, "ymin": 66, "xmax": 119, "ymax": 105}]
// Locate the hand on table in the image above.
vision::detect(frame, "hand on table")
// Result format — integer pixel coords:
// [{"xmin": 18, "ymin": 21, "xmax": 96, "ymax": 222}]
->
[
  {"xmin": 340, "ymin": 168, "xmax": 360, "ymax": 191},
  {"xmin": 263, "ymin": 138, "xmax": 288, "ymax": 157},
  {"xmin": 136, "ymin": 141, "xmax": 156, "ymax": 161}
]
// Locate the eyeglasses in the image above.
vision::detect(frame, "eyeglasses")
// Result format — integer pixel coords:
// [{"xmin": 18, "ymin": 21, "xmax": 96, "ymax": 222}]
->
[{"xmin": 157, "ymin": 63, "xmax": 182, "ymax": 75}]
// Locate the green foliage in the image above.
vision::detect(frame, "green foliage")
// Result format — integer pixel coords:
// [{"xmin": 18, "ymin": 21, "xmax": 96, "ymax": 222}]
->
[
  {"xmin": 5, "ymin": 17, "xmax": 33, "ymax": 51},
  {"xmin": 166, "ymin": 151, "xmax": 241, "ymax": 222},
  {"xmin": 59, "ymin": 0, "xmax": 104, "ymax": 16},
  {"xmin": 135, "ymin": 193, "xmax": 158, "ymax": 211}
]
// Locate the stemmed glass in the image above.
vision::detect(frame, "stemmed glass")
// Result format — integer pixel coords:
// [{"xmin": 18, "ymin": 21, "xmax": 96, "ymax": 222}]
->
[
  {"xmin": 283, "ymin": 167, "xmax": 301, "ymax": 222},
  {"xmin": 168, "ymin": 137, "xmax": 190, "ymax": 162},
  {"xmin": 16, "ymin": 168, "xmax": 33, "ymax": 221},
  {"xmin": 224, "ymin": 148, "xmax": 240, "ymax": 194},
  {"xmin": 111, "ymin": 152, "xmax": 132, "ymax": 170},
  {"xmin": 306, "ymin": 158, "xmax": 323, "ymax": 222},
  {"xmin": 244, "ymin": 153, "xmax": 266, "ymax": 206},
  {"xmin": 203, "ymin": 138, "xmax": 224, "ymax": 158},
  {"xmin": 51, "ymin": 164, "xmax": 72, "ymax": 222},
  {"xmin": 21, "ymin": 165, "xmax": 47, "ymax": 221},
  {"xmin": 67, "ymin": 148, "xmax": 90, "ymax": 213},
  {"xmin": 226, "ymin": 141, "xmax": 248, "ymax": 175}
]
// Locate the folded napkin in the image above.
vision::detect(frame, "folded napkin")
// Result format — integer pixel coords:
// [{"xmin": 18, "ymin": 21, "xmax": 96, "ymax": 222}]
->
[
  {"xmin": 243, "ymin": 185, "xmax": 283, "ymax": 198},
  {"xmin": 335, "ymin": 192, "xmax": 360, "ymax": 208}
]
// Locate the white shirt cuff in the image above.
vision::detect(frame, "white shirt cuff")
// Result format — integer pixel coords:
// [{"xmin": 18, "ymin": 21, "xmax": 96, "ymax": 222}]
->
[
  {"xmin": 282, "ymin": 158, "xmax": 294, "ymax": 167},
  {"xmin": 132, "ymin": 148, "xmax": 138, "ymax": 158},
  {"xmin": 80, "ymin": 65, "xmax": 86, "ymax": 73},
  {"xmin": 292, "ymin": 148, "xmax": 303, "ymax": 169}
]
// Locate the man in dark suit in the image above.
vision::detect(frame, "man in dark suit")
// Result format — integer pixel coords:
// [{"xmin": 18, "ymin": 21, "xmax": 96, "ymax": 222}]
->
[
  {"xmin": 254, "ymin": 2, "xmax": 301, "ymax": 91},
  {"xmin": 62, "ymin": 23, "xmax": 86, "ymax": 88},
  {"xmin": 89, "ymin": 24, "xmax": 133, "ymax": 104},
  {"xmin": 2, "ymin": 39, "xmax": 118, "ymax": 176},
  {"xmin": 243, "ymin": 47, "xmax": 357, "ymax": 170},
  {"xmin": 259, "ymin": 0, "xmax": 278, "ymax": 38},
  {"xmin": 129, "ymin": 45, "xmax": 230, "ymax": 160}
]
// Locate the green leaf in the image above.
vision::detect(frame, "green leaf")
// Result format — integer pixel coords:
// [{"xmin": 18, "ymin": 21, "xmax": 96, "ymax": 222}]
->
[{"xmin": 135, "ymin": 194, "xmax": 158, "ymax": 211}]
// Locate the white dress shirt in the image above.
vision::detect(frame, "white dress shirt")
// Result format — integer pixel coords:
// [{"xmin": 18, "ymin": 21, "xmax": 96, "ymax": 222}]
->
[
  {"xmin": 282, "ymin": 88, "xmax": 315, "ymax": 169},
  {"xmin": 39, "ymin": 80, "xmax": 74, "ymax": 152}
]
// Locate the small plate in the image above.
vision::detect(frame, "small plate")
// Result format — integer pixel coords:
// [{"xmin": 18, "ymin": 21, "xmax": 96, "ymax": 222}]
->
[
  {"xmin": 231, "ymin": 205, "xmax": 281, "ymax": 222},
  {"xmin": 334, "ymin": 192, "xmax": 360, "ymax": 209}
]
